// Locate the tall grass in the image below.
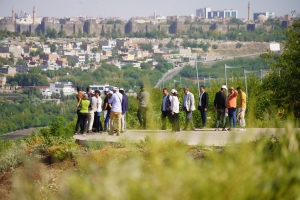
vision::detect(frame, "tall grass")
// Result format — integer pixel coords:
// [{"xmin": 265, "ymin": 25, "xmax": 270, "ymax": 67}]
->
[{"xmin": 10, "ymin": 124, "xmax": 300, "ymax": 199}]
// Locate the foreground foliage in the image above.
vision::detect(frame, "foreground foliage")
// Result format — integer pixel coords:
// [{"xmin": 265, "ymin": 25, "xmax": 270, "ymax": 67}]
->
[{"xmin": 0, "ymin": 124, "xmax": 299, "ymax": 199}]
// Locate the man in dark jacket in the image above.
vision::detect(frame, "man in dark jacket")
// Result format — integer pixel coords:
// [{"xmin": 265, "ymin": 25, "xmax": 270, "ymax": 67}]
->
[
  {"xmin": 161, "ymin": 88, "xmax": 172, "ymax": 130},
  {"xmin": 120, "ymin": 88, "xmax": 128, "ymax": 132},
  {"xmin": 214, "ymin": 85, "xmax": 227, "ymax": 131},
  {"xmin": 198, "ymin": 86, "xmax": 208, "ymax": 128}
]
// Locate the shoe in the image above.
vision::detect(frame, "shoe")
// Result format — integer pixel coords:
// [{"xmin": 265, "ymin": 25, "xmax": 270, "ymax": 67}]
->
[
  {"xmin": 239, "ymin": 128, "xmax": 246, "ymax": 131},
  {"xmin": 116, "ymin": 133, "xmax": 120, "ymax": 136},
  {"xmin": 73, "ymin": 132, "xmax": 78, "ymax": 135},
  {"xmin": 222, "ymin": 128, "xmax": 227, "ymax": 131},
  {"xmin": 98, "ymin": 131, "xmax": 103, "ymax": 134},
  {"xmin": 215, "ymin": 128, "xmax": 219, "ymax": 131},
  {"xmin": 82, "ymin": 133, "xmax": 86, "ymax": 136},
  {"xmin": 87, "ymin": 130, "xmax": 93, "ymax": 133}
]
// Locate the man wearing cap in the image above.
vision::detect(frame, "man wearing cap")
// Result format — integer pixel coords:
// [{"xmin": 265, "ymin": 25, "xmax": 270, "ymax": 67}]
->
[
  {"xmin": 119, "ymin": 88, "xmax": 128, "ymax": 132},
  {"xmin": 198, "ymin": 85, "xmax": 208, "ymax": 129},
  {"xmin": 237, "ymin": 87, "xmax": 247, "ymax": 131},
  {"xmin": 214, "ymin": 85, "xmax": 227, "ymax": 131},
  {"xmin": 103, "ymin": 88, "xmax": 111, "ymax": 133},
  {"xmin": 108, "ymin": 87, "xmax": 123, "ymax": 136},
  {"xmin": 161, "ymin": 88, "xmax": 172, "ymax": 130},
  {"xmin": 182, "ymin": 87, "xmax": 195, "ymax": 131},
  {"xmin": 137, "ymin": 85, "xmax": 150, "ymax": 129}
]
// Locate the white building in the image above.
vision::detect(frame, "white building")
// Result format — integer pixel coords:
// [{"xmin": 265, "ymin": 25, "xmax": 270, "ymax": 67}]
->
[{"xmin": 42, "ymin": 82, "xmax": 76, "ymax": 98}]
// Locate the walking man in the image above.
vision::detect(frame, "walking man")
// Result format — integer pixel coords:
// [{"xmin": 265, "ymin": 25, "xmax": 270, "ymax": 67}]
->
[
  {"xmin": 161, "ymin": 88, "xmax": 172, "ymax": 130},
  {"xmin": 119, "ymin": 88, "xmax": 128, "ymax": 132},
  {"xmin": 108, "ymin": 87, "xmax": 123, "ymax": 136},
  {"xmin": 226, "ymin": 87, "xmax": 238, "ymax": 130},
  {"xmin": 198, "ymin": 86, "xmax": 208, "ymax": 128},
  {"xmin": 237, "ymin": 87, "xmax": 247, "ymax": 131},
  {"xmin": 137, "ymin": 85, "xmax": 150, "ymax": 129},
  {"xmin": 182, "ymin": 87, "xmax": 195, "ymax": 131},
  {"xmin": 214, "ymin": 85, "xmax": 227, "ymax": 131}
]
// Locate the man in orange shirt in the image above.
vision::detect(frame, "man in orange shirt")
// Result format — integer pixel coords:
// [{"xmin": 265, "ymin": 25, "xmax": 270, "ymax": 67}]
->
[
  {"xmin": 237, "ymin": 87, "xmax": 247, "ymax": 131},
  {"xmin": 226, "ymin": 87, "xmax": 238, "ymax": 130}
]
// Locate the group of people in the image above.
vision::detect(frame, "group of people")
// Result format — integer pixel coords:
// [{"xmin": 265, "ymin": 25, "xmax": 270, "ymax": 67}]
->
[
  {"xmin": 161, "ymin": 85, "xmax": 247, "ymax": 132},
  {"xmin": 74, "ymin": 84, "xmax": 247, "ymax": 135},
  {"xmin": 74, "ymin": 86, "xmax": 129, "ymax": 136}
]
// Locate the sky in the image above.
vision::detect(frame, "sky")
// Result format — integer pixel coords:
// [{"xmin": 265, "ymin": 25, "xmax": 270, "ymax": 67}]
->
[{"xmin": 0, "ymin": 0, "xmax": 299, "ymax": 19}]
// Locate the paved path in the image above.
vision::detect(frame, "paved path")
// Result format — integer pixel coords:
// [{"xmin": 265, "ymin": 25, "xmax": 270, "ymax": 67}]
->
[
  {"xmin": 1, "ymin": 128, "xmax": 40, "ymax": 140},
  {"xmin": 73, "ymin": 128, "xmax": 285, "ymax": 146}
]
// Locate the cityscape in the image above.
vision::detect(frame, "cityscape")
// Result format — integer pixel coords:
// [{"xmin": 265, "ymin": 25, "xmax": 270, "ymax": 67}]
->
[{"xmin": 0, "ymin": 0, "xmax": 299, "ymax": 199}]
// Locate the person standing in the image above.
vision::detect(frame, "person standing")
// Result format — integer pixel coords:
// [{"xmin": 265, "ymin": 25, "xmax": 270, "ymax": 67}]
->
[
  {"xmin": 181, "ymin": 87, "xmax": 195, "ymax": 131},
  {"xmin": 108, "ymin": 87, "xmax": 123, "ymax": 136},
  {"xmin": 226, "ymin": 87, "xmax": 238, "ymax": 130},
  {"xmin": 214, "ymin": 85, "xmax": 227, "ymax": 131},
  {"xmin": 198, "ymin": 86, "xmax": 208, "ymax": 128},
  {"xmin": 170, "ymin": 89, "xmax": 180, "ymax": 132},
  {"xmin": 75, "ymin": 94, "xmax": 90, "ymax": 135},
  {"xmin": 86, "ymin": 87, "xmax": 94, "ymax": 133},
  {"xmin": 137, "ymin": 85, "xmax": 150, "ymax": 129},
  {"xmin": 119, "ymin": 88, "xmax": 128, "ymax": 133},
  {"xmin": 103, "ymin": 89, "xmax": 111, "ymax": 133},
  {"xmin": 161, "ymin": 88, "xmax": 172, "ymax": 130},
  {"xmin": 93, "ymin": 90, "xmax": 103, "ymax": 133},
  {"xmin": 74, "ymin": 86, "xmax": 83, "ymax": 134},
  {"xmin": 237, "ymin": 87, "xmax": 247, "ymax": 131}
]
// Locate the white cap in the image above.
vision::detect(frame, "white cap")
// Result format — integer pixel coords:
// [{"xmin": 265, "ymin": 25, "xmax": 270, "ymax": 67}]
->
[
  {"xmin": 119, "ymin": 88, "xmax": 124, "ymax": 91},
  {"xmin": 221, "ymin": 85, "xmax": 228, "ymax": 90},
  {"xmin": 170, "ymin": 89, "xmax": 176, "ymax": 93},
  {"xmin": 113, "ymin": 87, "xmax": 118, "ymax": 90},
  {"xmin": 108, "ymin": 91, "xmax": 113, "ymax": 95},
  {"xmin": 104, "ymin": 88, "xmax": 109, "ymax": 92}
]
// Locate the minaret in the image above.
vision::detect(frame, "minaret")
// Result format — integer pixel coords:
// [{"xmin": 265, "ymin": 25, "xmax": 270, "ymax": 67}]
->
[
  {"xmin": 12, "ymin": 6, "xmax": 15, "ymax": 22},
  {"xmin": 33, "ymin": 6, "xmax": 36, "ymax": 25},
  {"xmin": 248, "ymin": 2, "xmax": 251, "ymax": 22}
]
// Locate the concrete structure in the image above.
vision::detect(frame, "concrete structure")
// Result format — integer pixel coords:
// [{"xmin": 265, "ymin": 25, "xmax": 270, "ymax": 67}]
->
[
  {"xmin": 0, "ymin": 65, "xmax": 17, "ymax": 75},
  {"xmin": 248, "ymin": 2, "xmax": 251, "ymax": 21},
  {"xmin": 42, "ymin": 81, "xmax": 76, "ymax": 97},
  {"xmin": 0, "ymin": 76, "xmax": 7, "ymax": 87},
  {"xmin": 33, "ymin": 7, "xmax": 36, "ymax": 25},
  {"xmin": 253, "ymin": 12, "xmax": 275, "ymax": 20}
]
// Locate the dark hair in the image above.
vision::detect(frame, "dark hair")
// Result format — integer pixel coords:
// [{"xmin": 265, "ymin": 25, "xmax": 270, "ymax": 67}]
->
[
  {"xmin": 237, "ymin": 87, "xmax": 242, "ymax": 90},
  {"xmin": 163, "ymin": 88, "xmax": 168, "ymax": 91},
  {"xmin": 120, "ymin": 90, "xmax": 125, "ymax": 95},
  {"xmin": 86, "ymin": 87, "xmax": 92, "ymax": 92},
  {"xmin": 200, "ymin": 85, "xmax": 205, "ymax": 89},
  {"xmin": 94, "ymin": 90, "xmax": 101, "ymax": 96},
  {"xmin": 76, "ymin": 86, "xmax": 81, "ymax": 91},
  {"xmin": 183, "ymin": 87, "xmax": 189, "ymax": 90},
  {"xmin": 173, "ymin": 93, "xmax": 178, "ymax": 97}
]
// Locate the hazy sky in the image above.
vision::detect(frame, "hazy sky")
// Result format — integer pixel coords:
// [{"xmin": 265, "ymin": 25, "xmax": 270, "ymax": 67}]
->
[{"xmin": 0, "ymin": 0, "xmax": 299, "ymax": 19}]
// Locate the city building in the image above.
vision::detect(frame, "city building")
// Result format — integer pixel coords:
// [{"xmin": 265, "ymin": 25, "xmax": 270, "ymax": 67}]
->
[
  {"xmin": 0, "ymin": 65, "xmax": 17, "ymax": 75},
  {"xmin": 0, "ymin": 76, "xmax": 7, "ymax": 88},
  {"xmin": 41, "ymin": 82, "xmax": 76, "ymax": 97},
  {"xmin": 196, "ymin": 8, "xmax": 205, "ymax": 18},
  {"xmin": 253, "ymin": 12, "xmax": 275, "ymax": 20}
]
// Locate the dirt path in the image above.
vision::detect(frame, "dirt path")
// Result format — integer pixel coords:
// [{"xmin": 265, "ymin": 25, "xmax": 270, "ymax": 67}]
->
[{"xmin": 1, "ymin": 128, "xmax": 40, "ymax": 140}]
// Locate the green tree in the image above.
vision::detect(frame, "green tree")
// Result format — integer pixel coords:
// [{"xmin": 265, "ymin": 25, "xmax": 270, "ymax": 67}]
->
[
  {"xmin": 141, "ymin": 43, "xmax": 153, "ymax": 51},
  {"xmin": 16, "ymin": 58, "xmax": 25, "ymax": 65},
  {"xmin": 100, "ymin": 28, "xmax": 105, "ymax": 38},
  {"xmin": 166, "ymin": 40, "xmax": 175, "ymax": 48},
  {"xmin": 261, "ymin": 17, "xmax": 300, "ymax": 118},
  {"xmin": 140, "ymin": 62, "xmax": 152, "ymax": 70},
  {"xmin": 50, "ymin": 43, "xmax": 57, "ymax": 53}
]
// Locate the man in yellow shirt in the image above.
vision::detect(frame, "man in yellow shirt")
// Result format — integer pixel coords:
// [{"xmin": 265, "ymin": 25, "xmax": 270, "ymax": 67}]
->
[{"xmin": 237, "ymin": 87, "xmax": 246, "ymax": 131}]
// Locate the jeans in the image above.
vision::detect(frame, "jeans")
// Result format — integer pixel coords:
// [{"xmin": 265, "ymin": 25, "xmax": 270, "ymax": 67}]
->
[
  {"xmin": 104, "ymin": 110, "xmax": 111, "ymax": 132},
  {"xmin": 121, "ymin": 112, "xmax": 127, "ymax": 132},
  {"xmin": 199, "ymin": 106, "xmax": 207, "ymax": 127},
  {"xmin": 93, "ymin": 112, "xmax": 103, "ymax": 131},
  {"xmin": 161, "ymin": 111, "xmax": 172, "ymax": 130},
  {"xmin": 137, "ymin": 107, "xmax": 147, "ymax": 129},
  {"xmin": 110, "ymin": 111, "xmax": 122, "ymax": 134},
  {"xmin": 228, "ymin": 108, "xmax": 236, "ymax": 128},
  {"xmin": 216, "ymin": 108, "xmax": 226, "ymax": 129}
]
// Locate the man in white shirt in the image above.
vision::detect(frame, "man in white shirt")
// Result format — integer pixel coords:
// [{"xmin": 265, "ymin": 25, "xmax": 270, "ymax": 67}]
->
[
  {"xmin": 108, "ymin": 87, "xmax": 123, "ymax": 136},
  {"xmin": 93, "ymin": 90, "xmax": 103, "ymax": 133},
  {"xmin": 181, "ymin": 87, "xmax": 195, "ymax": 131}
]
